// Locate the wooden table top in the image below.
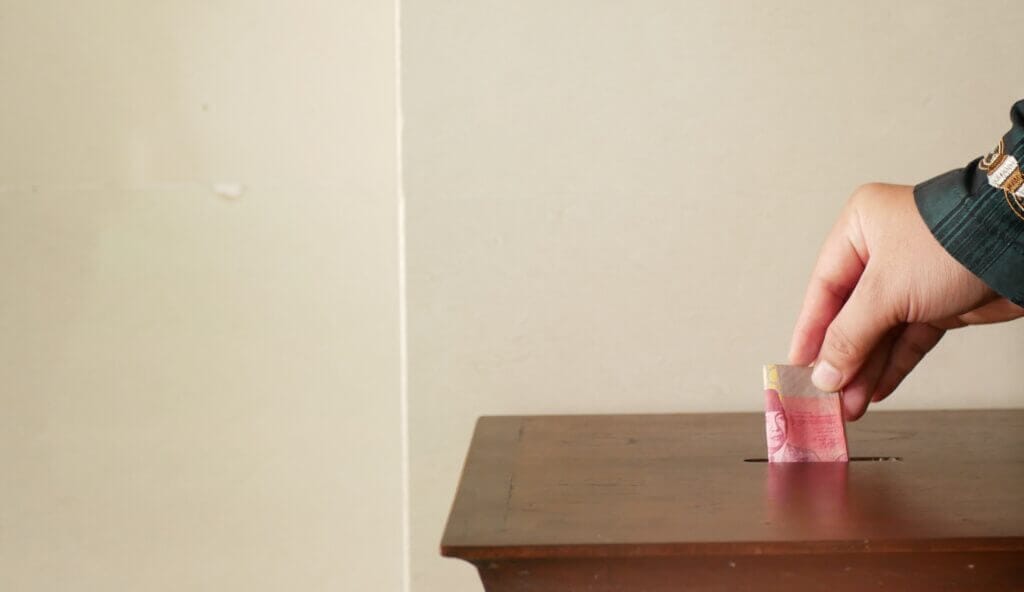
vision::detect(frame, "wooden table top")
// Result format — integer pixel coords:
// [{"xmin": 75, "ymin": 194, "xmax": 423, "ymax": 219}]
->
[{"xmin": 441, "ymin": 410, "xmax": 1024, "ymax": 560}]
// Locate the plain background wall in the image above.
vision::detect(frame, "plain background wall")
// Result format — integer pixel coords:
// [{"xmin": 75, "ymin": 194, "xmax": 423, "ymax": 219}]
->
[
  {"xmin": 1, "ymin": 1, "xmax": 402, "ymax": 590},
  {"xmin": 404, "ymin": 2, "xmax": 1024, "ymax": 591}
]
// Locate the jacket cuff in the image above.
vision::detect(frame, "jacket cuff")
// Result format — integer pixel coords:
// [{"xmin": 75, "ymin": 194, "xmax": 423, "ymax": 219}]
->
[{"xmin": 914, "ymin": 152, "xmax": 1024, "ymax": 307}]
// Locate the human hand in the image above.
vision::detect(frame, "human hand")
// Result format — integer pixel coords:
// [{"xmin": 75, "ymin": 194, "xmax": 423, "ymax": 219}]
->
[{"xmin": 789, "ymin": 183, "xmax": 1024, "ymax": 420}]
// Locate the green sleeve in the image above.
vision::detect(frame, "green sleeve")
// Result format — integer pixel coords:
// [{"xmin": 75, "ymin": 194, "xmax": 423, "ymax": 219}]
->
[{"xmin": 914, "ymin": 100, "xmax": 1024, "ymax": 307}]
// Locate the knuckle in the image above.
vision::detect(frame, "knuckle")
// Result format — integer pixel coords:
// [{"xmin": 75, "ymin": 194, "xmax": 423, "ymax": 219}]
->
[
  {"xmin": 849, "ymin": 183, "xmax": 885, "ymax": 207},
  {"xmin": 812, "ymin": 275, "xmax": 853, "ymax": 302},
  {"xmin": 902, "ymin": 337, "xmax": 932, "ymax": 361},
  {"xmin": 889, "ymin": 332, "xmax": 936, "ymax": 377},
  {"xmin": 824, "ymin": 323, "xmax": 865, "ymax": 361}
]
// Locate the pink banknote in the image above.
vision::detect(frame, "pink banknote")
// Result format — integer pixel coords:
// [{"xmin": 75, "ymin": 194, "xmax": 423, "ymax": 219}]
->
[{"xmin": 763, "ymin": 364, "xmax": 848, "ymax": 462}]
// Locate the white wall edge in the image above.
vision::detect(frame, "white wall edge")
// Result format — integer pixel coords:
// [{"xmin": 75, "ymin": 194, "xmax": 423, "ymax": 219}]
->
[{"xmin": 395, "ymin": 0, "xmax": 411, "ymax": 590}]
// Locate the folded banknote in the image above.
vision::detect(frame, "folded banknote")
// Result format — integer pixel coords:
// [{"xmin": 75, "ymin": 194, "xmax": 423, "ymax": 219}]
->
[{"xmin": 763, "ymin": 364, "xmax": 849, "ymax": 462}]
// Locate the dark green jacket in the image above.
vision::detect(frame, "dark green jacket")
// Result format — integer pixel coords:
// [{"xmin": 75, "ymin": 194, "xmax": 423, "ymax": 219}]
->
[{"xmin": 915, "ymin": 100, "xmax": 1024, "ymax": 307}]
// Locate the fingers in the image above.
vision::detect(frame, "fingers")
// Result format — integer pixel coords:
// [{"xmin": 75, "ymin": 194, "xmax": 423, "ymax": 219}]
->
[
  {"xmin": 839, "ymin": 327, "xmax": 900, "ymax": 421},
  {"xmin": 932, "ymin": 298, "xmax": 1023, "ymax": 330},
  {"xmin": 789, "ymin": 217, "xmax": 867, "ymax": 366},
  {"xmin": 956, "ymin": 298, "xmax": 1024, "ymax": 325},
  {"xmin": 811, "ymin": 269, "xmax": 899, "ymax": 392},
  {"xmin": 871, "ymin": 323, "xmax": 945, "ymax": 403}
]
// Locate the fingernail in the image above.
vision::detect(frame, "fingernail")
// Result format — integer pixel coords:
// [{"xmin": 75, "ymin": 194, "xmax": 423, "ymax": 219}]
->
[{"xmin": 812, "ymin": 361, "xmax": 842, "ymax": 392}]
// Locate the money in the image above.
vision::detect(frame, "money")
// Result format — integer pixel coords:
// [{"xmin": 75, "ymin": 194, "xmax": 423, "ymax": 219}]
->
[{"xmin": 763, "ymin": 364, "xmax": 849, "ymax": 462}]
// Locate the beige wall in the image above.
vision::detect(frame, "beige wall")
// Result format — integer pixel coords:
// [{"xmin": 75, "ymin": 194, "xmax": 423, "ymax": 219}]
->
[
  {"xmin": 1, "ymin": 2, "xmax": 402, "ymax": 591},
  {"xmin": 404, "ymin": 2, "xmax": 1024, "ymax": 591}
]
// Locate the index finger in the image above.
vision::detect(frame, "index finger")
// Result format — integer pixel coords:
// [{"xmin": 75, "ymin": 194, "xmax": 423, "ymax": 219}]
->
[{"xmin": 788, "ymin": 213, "xmax": 867, "ymax": 365}]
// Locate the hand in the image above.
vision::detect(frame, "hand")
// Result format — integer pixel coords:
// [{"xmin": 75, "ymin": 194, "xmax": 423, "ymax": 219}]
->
[{"xmin": 789, "ymin": 183, "xmax": 1024, "ymax": 420}]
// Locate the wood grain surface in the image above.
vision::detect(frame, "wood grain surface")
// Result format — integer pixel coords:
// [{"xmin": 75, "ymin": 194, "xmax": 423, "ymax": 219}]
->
[{"xmin": 442, "ymin": 411, "xmax": 1024, "ymax": 559}]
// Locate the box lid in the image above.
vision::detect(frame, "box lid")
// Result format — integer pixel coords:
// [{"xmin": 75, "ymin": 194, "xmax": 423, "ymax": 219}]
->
[{"xmin": 441, "ymin": 410, "xmax": 1024, "ymax": 560}]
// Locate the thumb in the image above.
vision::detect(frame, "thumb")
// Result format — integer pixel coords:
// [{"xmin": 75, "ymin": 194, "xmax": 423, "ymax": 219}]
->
[{"xmin": 812, "ymin": 271, "xmax": 897, "ymax": 392}]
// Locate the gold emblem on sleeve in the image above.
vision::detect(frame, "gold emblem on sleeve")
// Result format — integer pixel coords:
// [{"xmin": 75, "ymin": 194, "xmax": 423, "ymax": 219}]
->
[{"xmin": 979, "ymin": 139, "xmax": 1024, "ymax": 222}]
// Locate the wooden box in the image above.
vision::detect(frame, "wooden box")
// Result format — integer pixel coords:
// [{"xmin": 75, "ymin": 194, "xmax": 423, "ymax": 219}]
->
[{"xmin": 441, "ymin": 411, "xmax": 1024, "ymax": 591}]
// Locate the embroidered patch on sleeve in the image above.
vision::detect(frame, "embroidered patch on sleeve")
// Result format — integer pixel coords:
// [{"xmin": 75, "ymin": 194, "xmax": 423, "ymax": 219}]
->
[{"xmin": 979, "ymin": 139, "xmax": 1024, "ymax": 222}]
